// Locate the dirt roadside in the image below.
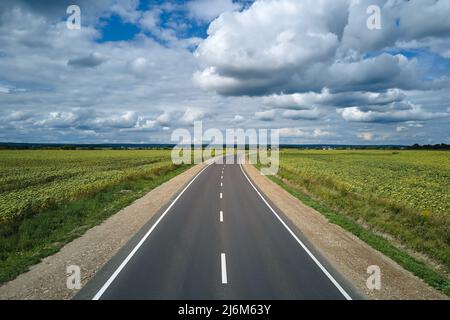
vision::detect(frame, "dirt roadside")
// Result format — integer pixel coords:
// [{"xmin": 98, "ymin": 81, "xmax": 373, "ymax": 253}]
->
[
  {"xmin": 0, "ymin": 164, "xmax": 205, "ymax": 300},
  {"xmin": 243, "ymin": 163, "xmax": 447, "ymax": 300}
]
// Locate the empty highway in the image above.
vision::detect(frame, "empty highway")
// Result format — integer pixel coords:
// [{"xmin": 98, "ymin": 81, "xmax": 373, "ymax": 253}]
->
[{"xmin": 77, "ymin": 156, "xmax": 355, "ymax": 300}]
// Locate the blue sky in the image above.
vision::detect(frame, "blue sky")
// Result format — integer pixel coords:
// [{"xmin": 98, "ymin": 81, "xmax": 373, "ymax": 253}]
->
[
  {"xmin": 98, "ymin": 0, "xmax": 211, "ymax": 43},
  {"xmin": 98, "ymin": 14, "xmax": 142, "ymax": 42},
  {"xmin": 0, "ymin": 0, "xmax": 449, "ymax": 145}
]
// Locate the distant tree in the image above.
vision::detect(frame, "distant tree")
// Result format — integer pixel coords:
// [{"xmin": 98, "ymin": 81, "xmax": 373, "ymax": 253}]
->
[{"xmin": 407, "ymin": 143, "xmax": 450, "ymax": 150}]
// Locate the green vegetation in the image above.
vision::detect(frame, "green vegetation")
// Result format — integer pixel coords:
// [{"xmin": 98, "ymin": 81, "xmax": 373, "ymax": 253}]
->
[
  {"xmin": 0, "ymin": 150, "xmax": 190, "ymax": 283},
  {"xmin": 267, "ymin": 149, "xmax": 450, "ymax": 295}
]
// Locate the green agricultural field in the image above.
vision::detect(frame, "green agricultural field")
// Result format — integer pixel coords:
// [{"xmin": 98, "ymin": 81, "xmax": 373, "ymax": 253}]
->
[
  {"xmin": 275, "ymin": 150, "xmax": 450, "ymax": 277},
  {"xmin": 0, "ymin": 149, "xmax": 189, "ymax": 282}
]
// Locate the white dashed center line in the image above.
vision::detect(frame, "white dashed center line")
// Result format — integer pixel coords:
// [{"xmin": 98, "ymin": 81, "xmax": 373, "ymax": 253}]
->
[
  {"xmin": 220, "ymin": 192, "xmax": 223, "ymax": 199},
  {"xmin": 221, "ymin": 253, "xmax": 228, "ymax": 284},
  {"xmin": 220, "ymin": 210, "xmax": 223, "ymax": 222}
]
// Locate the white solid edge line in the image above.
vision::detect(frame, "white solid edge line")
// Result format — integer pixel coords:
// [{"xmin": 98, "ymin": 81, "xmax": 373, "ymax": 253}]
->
[
  {"xmin": 239, "ymin": 164, "xmax": 352, "ymax": 300},
  {"xmin": 220, "ymin": 210, "xmax": 223, "ymax": 222},
  {"xmin": 92, "ymin": 162, "xmax": 213, "ymax": 300},
  {"xmin": 221, "ymin": 253, "xmax": 228, "ymax": 284}
]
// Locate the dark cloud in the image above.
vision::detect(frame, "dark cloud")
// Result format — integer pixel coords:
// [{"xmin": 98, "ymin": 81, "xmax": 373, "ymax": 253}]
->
[
  {"xmin": 338, "ymin": 103, "xmax": 448, "ymax": 123},
  {"xmin": 282, "ymin": 108, "xmax": 323, "ymax": 121},
  {"xmin": 68, "ymin": 53, "xmax": 106, "ymax": 68},
  {"xmin": 254, "ymin": 110, "xmax": 276, "ymax": 121}
]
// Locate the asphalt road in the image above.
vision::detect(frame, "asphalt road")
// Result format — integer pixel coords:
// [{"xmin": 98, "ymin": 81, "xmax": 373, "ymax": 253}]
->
[{"xmin": 77, "ymin": 156, "xmax": 356, "ymax": 300}]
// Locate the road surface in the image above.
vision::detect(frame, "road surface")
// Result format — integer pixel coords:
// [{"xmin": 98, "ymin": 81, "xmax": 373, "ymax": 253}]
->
[{"xmin": 77, "ymin": 156, "xmax": 356, "ymax": 300}]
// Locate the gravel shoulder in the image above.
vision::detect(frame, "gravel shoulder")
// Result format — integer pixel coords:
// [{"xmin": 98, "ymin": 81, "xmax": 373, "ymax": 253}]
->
[
  {"xmin": 243, "ymin": 163, "xmax": 447, "ymax": 300},
  {"xmin": 0, "ymin": 164, "xmax": 204, "ymax": 300}
]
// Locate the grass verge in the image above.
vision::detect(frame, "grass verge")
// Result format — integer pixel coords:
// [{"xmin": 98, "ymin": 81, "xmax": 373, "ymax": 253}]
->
[
  {"xmin": 0, "ymin": 164, "xmax": 190, "ymax": 283},
  {"xmin": 265, "ymin": 173, "xmax": 450, "ymax": 297}
]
